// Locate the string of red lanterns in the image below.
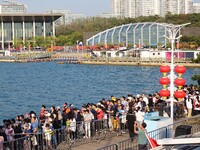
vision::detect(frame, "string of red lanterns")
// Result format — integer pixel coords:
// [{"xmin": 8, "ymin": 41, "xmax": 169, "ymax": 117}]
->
[{"xmin": 159, "ymin": 65, "xmax": 186, "ymax": 101}]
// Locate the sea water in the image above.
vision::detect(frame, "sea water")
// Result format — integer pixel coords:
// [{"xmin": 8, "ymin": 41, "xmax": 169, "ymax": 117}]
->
[{"xmin": 0, "ymin": 62, "xmax": 199, "ymax": 122}]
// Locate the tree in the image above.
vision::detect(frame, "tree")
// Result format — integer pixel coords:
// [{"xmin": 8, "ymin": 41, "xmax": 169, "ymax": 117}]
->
[
  {"xmin": 192, "ymin": 53, "xmax": 200, "ymax": 63},
  {"xmin": 191, "ymin": 74, "xmax": 200, "ymax": 87}
]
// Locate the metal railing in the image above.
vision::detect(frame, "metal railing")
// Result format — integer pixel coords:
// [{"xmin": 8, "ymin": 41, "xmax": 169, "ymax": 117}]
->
[
  {"xmin": 167, "ymin": 114, "xmax": 200, "ymax": 138},
  {"xmin": 82, "ymin": 57, "xmax": 193, "ymax": 64},
  {"xmin": 0, "ymin": 118, "xmax": 127, "ymax": 150},
  {"xmin": 97, "ymin": 144, "xmax": 118, "ymax": 150},
  {"xmin": 97, "ymin": 114, "xmax": 200, "ymax": 150},
  {"xmin": 1, "ymin": 127, "xmax": 66, "ymax": 150}
]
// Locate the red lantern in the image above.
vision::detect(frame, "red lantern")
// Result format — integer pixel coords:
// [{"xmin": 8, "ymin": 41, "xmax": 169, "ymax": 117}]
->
[
  {"xmin": 175, "ymin": 65, "xmax": 186, "ymax": 77},
  {"xmin": 159, "ymin": 89, "xmax": 170, "ymax": 100},
  {"xmin": 174, "ymin": 90, "xmax": 186, "ymax": 101},
  {"xmin": 160, "ymin": 65, "xmax": 170, "ymax": 77},
  {"xmin": 174, "ymin": 78, "xmax": 186, "ymax": 89},
  {"xmin": 159, "ymin": 77, "xmax": 170, "ymax": 88}
]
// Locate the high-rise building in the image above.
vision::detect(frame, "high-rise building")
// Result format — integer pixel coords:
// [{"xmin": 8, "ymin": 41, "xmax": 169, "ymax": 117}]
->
[
  {"xmin": 46, "ymin": 9, "xmax": 85, "ymax": 25},
  {"xmin": 0, "ymin": 0, "xmax": 27, "ymax": 14},
  {"xmin": 110, "ymin": 0, "xmax": 194, "ymax": 18},
  {"xmin": 192, "ymin": 3, "xmax": 200, "ymax": 13}
]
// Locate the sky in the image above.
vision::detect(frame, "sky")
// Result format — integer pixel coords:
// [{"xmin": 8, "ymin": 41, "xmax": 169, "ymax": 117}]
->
[
  {"xmin": 0, "ymin": 0, "xmax": 111, "ymax": 16},
  {"xmin": 0, "ymin": 0, "xmax": 200, "ymax": 17}
]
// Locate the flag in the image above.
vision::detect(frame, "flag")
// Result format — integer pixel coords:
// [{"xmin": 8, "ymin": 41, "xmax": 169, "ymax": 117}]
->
[{"xmin": 145, "ymin": 132, "xmax": 159, "ymax": 148}]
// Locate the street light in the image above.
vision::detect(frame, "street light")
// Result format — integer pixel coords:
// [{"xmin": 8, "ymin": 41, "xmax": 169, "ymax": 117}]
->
[{"xmin": 160, "ymin": 23, "xmax": 190, "ymax": 120}]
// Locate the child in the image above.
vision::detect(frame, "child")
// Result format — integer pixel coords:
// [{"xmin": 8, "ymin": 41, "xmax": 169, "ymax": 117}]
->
[{"xmin": 44, "ymin": 124, "xmax": 53, "ymax": 150}]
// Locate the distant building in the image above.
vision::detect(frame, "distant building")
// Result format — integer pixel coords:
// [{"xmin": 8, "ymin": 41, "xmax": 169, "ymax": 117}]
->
[
  {"xmin": 0, "ymin": 14, "xmax": 62, "ymax": 50},
  {"xmin": 192, "ymin": 3, "xmax": 200, "ymax": 13},
  {"xmin": 110, "ymin": 0, "xmax": 194, "ymax": 18},
  {"xmin": 46, "ymin": 9, "xmax": 85, "ymax": 25},
  {"xmin": 0, "ymin": 0, "xmax": 27, "ymax": 14},
  {"xmin": 99, "ymin": 13, "xmax": 118, "ymax": 18}
]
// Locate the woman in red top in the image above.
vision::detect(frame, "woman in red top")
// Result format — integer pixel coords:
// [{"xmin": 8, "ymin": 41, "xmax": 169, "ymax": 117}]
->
[{"xmin": 96, "ymin": 107, "xmax": 104, "ymax": 120}]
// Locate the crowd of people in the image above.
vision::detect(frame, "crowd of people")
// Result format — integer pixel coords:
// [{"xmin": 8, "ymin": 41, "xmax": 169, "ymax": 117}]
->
[{"xmin": 0, "ymin": 84, "xmax": 199, "ymax": 150}]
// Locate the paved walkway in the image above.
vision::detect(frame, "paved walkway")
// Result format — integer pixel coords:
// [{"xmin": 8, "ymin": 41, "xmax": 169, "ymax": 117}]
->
[
  {"xmin": 57, "ymin": 133, "xmax": 133, "ymax": 150},
  {"xmin": 72, "ymin": 133, "xmax": 130, "ymax": 150}
]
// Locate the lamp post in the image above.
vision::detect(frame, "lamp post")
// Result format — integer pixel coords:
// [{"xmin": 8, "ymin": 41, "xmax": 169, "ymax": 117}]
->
[{"xmin": 160, "ymin": 23, "xmax": 190, "ymax": 120}]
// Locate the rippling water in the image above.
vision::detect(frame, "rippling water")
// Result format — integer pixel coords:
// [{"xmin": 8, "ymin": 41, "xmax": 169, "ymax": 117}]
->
[{"xmin": 0, "ymin": 62, "xmax": 199, "ymax": 122}]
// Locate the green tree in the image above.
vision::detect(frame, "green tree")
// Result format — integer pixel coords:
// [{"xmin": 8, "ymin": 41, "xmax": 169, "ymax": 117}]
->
[
  {"xmin": 191, "ymin": 74, "xmax": 200, "ymax": 87},
  {"xmin": 192, "ymin": 54, "xmax": 200, "ymax": 63}
]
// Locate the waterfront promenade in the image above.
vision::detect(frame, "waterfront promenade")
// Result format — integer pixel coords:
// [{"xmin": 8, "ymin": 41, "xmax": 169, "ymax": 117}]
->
[
  {"xmin": 56, "ymin": 114, "xmax": 200, "ymax": 150},
  {"xmin": 0, "ymin": 51, "xmax": 200, "ymax": 67}
]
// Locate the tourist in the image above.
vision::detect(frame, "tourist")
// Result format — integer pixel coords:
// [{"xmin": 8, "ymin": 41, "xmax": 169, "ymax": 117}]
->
[
  {"xmin": 134, "ymin": 122, "xmax": 148, "ymax": 150},
  {"xmin": 43, "ymin": 123, "xmax": 53, "ymax": 150},
  {"xmin": 135, "ymin": 107, "xmax": 145, "ymax": 125},
  {"xmin": 107, "ymin": 100, "xmax": 116, "ymax": 130},
  {"xmin": 5, "ymin": 122, "xmax": 15, "ymax": 150},
  {"xmin": 69, "ymin": 115, "xmax": 76, "ymax": 140},
  {"xmin": 82, "ymin": 109, "xmax": 92, "ymax": 138},
  {"xmin": 0, "ymin": 126, "xmax": 7, "ymax": 150},
  {"xmin": 121, "ymin": 96, "xmax": 128, "ymax": 111},
  {"xmin": 126, "ymin": 109, "xmax": 136, "ymax": 139},
  {"xmin": 62, "ymin": 103, "xmax": 71, "ymax": 126},
  {"xmin": 193, "ymin": 95, "xmax": 200, "ymax": 115},
  {"xmin": 56, "ymin": 106, "xmax": 62, "ymax": 128},
  {"xmin": 148, "ymin": 94, "xmax": 154, "ymax": 112},
  {"xmin": 40, "ymin": 105, "xmax": 46, "ymax": 118}
]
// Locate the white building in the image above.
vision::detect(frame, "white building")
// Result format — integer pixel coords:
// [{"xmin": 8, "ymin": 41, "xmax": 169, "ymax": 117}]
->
[
  {"xmin": 110, "ymin": 0, "xmax": 194, "ymax": 18},
  {"xmin": 192, "ymin": 3, "xmax": 200, "ymax": 13},
  {"xmin": 46, "ymin": 9, "xmax": 85, "ymax": 25},
  {"xmin": 110, "ymin": 0, "xmax": 137, "ymax": 18},
  {"xmin": 0, "ymin": 0, "xmax": 27, "ymax": 14},
  {"xmin": 99, "ymin": 13, "xmax": 118, "ymax": 18}
]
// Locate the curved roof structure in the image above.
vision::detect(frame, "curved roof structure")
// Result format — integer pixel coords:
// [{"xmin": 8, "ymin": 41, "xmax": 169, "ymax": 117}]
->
[{"xmin": 86, "ymin": 22, "xmax": 182, "ymax": 48}]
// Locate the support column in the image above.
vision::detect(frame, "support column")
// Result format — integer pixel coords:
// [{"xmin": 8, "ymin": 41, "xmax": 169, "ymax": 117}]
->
[
  {"xmin": 43, "ymin": 21, "xmax": 46, "ymax": 38},
  {"xmin": 23, "ymin": 21, "xmax": 25, "ymax": 44},
  {"xmin": 52, "ymin": 21, "xmax": 55, "ymax": 37},
  {"xmin": 33, "ymin": 21, "xmax": 35, "ymax": 45},
  {"xmin": 1, "ymin": 21, "xmax": 4, "ymax": 50},
  {"xmin": 12, "ymin": 21, "xmax": 14, "ymax": 45}
]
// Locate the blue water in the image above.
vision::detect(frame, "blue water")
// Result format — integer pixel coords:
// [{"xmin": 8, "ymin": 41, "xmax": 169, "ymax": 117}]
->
[{"xmin": 0, "ymin": 62, "xmax": 199, "ymax": 123}]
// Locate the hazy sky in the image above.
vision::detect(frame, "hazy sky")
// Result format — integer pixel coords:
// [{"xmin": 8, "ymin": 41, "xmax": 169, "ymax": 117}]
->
[
  {"xmin": 0, "ymin": 0, "xmax": 111, "ymax": 16},
  {"xmin": 0, "ymin": 0, "xmax": 200, "ymax": 16}
]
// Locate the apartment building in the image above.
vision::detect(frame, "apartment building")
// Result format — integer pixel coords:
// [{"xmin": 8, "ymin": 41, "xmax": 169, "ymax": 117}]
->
[
  {"xmin": 46, "ymin": 9, "xmax": 85, "ymax": 25},
  {"xmin": 0, "ymin": 0, "xmax": 27, "ymax": 14},
  {"xmin": 110, "ymin": 0, "xmax": 195, "ymax": 18}
]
